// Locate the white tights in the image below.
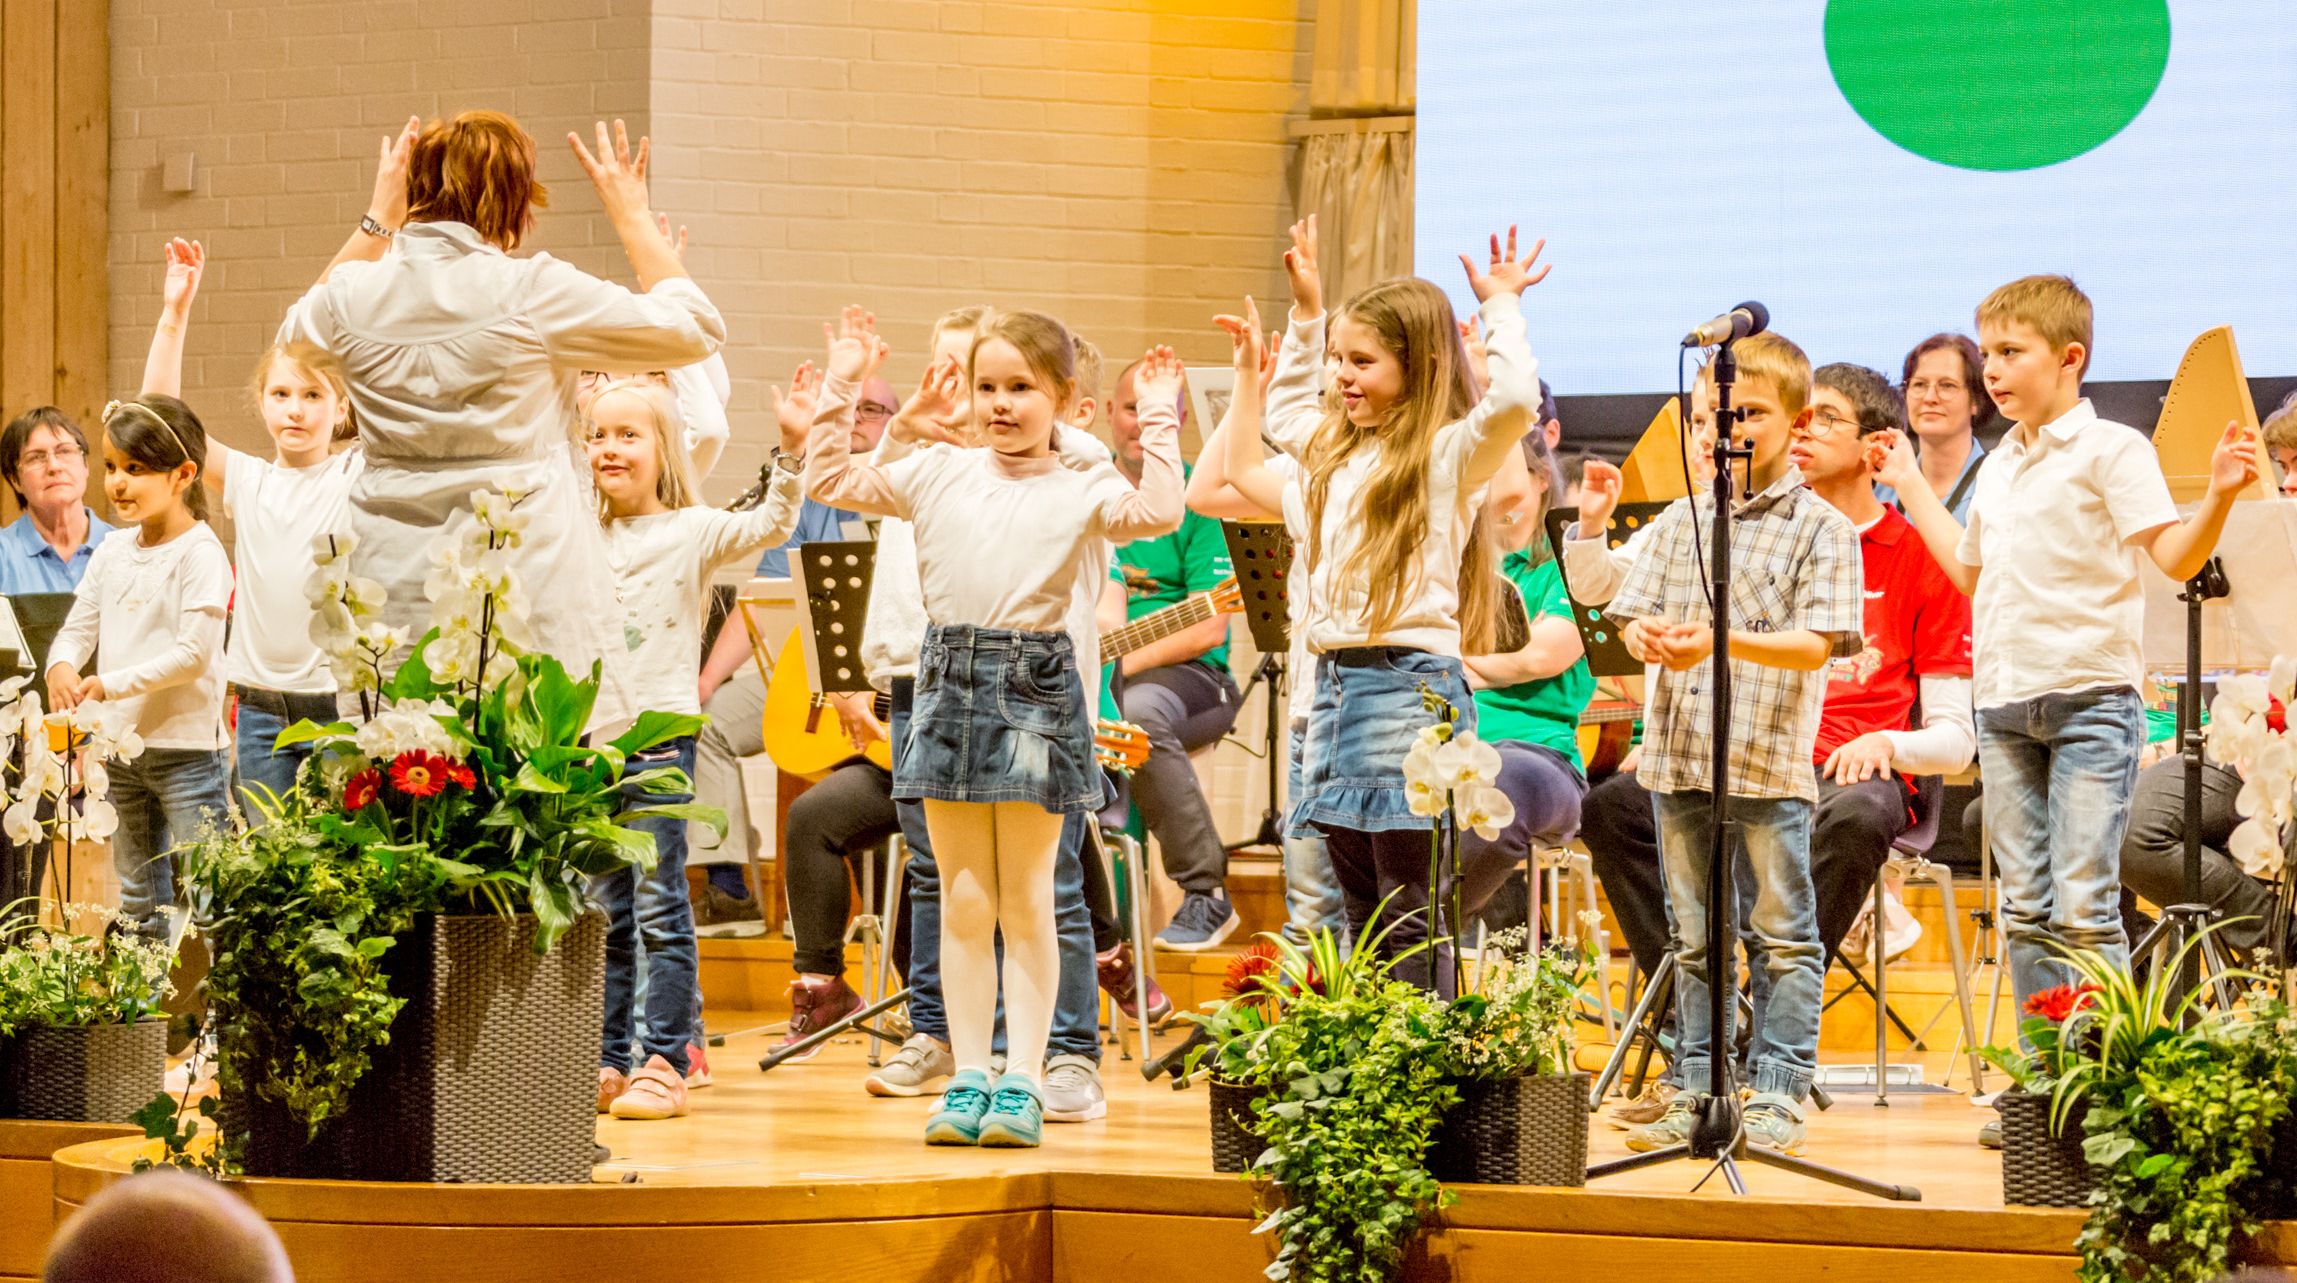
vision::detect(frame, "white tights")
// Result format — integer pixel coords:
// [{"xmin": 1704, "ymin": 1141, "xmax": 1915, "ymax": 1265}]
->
[{"xmin": 921, "ymin": 799, "xmax": 1066, "ymax": 1084}]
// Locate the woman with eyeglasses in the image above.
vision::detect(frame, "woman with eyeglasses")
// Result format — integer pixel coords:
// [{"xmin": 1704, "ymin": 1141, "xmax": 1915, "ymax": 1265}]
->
[
  {"xmin": 1883, "ymin": 332, "xmax": 1998, "ymax": 523},
  {"xmin": 0, "ymin": 408, "xmax": 113, "ymax": 596}
]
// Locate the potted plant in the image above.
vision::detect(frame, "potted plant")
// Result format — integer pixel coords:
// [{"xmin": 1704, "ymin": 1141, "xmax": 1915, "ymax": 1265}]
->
[
  {"xmin": 1983, "ymin": 976, "xmax": 2107, "ymax": 1208},
  {"xmin": 1181, "ymin": 927, "xmax": 1337, "ymax": 1174},
  {"xmin": 1429, "ymin": 929, "xmax": 1596, "ymax": 1186},
  {"xmin": 0, "ymin": 903, "xmax": 174, "ymax": 1122},
  {"xmin": 185, "ymin": 492, "xmax": 721, "ymax": 1183}
]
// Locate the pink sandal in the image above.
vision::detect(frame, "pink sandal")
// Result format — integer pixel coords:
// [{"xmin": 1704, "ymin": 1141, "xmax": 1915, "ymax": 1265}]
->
[{"xmin": 608, "ymin": 1055, "xmax": 690, "ymax": 1120}]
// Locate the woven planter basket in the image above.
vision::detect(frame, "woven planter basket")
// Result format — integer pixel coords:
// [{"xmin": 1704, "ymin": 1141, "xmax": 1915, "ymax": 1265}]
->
[
  {"xmin": 1208, "ymin": 1077, "xmax": 1269, "ymax": 1174},
  {"xmin": 1428, "ymin": 1071, "xmax": 1590, "ymax": 1187},
  {"xmin": 0, "ymin": 1018, "xmax": 167, "ymax": 1123},
  {"xmin": 224, "ymin": 911, "xmax": 606, "ymax": 1184},
  {"xmin": 1998, "ymin": 1088, "xmax": 2096, "ymax": 1208}
]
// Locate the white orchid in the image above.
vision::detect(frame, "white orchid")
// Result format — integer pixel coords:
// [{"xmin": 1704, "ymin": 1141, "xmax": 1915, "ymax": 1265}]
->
[
  {"xmin": 351, "ymin": 697, "xmax": 462, "ymax": 763},
  {"xmin": 2206, "ymin": 658, "xmax": 2297, "ymax": 880},
  {"xmin": 1432, "ymin": 736, "xmax": 1503, "ymax": 791},
  {"xmin": 2232, "ymin": 819, "xmax": 2286, "ymax": 878},
  {"xmin": 1456, "ymin": 782, "xmax": 1517, "ymax": 841},
  {"xmin": 2, "ymin": 798, "xmax": 39, "ymax": 845},
  {"xmin": 77, "ymin": 798, "xmax": 119, "ymax": 841}
]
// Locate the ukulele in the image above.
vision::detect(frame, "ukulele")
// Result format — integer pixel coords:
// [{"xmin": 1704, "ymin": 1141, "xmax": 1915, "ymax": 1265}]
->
[{"xmin": 762, "ymin": 577, "xmax": 1244, "ymax": 779}]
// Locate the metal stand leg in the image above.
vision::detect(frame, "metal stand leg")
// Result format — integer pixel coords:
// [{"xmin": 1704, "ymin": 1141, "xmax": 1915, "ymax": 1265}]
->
[
  {"xmin": 1873, "ymin": 873, "xmax": 1888, "ymax": 1106},
  {"xmin": 1923, "ymin": 862, "xmax": 1988, "ymax": 1095},
  {"xmin": 1590, "ymin": 953, "xmax": 1676, "ymax": 1110},
  {"xmin": 1092, "ymin": 827, "xmax": 1156, "ymax": 1065}
]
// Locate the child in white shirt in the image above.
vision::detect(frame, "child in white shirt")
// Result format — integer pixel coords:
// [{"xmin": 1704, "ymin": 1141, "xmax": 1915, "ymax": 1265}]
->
[
  {"xmin": 47, "ymin": 396, "xmax": 233, "ymax": 938},
  {"xmin": 584, "ymin": 378, "xmax": 804, "ymax": 1120}
]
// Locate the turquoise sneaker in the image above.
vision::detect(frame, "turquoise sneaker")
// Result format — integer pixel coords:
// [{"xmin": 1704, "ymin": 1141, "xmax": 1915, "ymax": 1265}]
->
[
  {"xmin": 976, "ymin": 1072, "xmax": 1046, "ymax": 1148},
  {"xmin": 1743, "ymin": 1093, "xmax": 1808, "ymax": 1156},
  {"xmin": 924, "ymin": 1068, "xmax": 994, "ymax": 1145},
  {"xmin": 1625, "ymin": 1093, "xmax": 1698, "ymax": 1153}
]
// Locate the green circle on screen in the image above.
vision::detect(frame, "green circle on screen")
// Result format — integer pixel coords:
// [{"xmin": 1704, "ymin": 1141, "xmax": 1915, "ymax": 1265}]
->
[{"xmin": 1824, "ymin": 0, "xmax": 2170, "ymax": 171}]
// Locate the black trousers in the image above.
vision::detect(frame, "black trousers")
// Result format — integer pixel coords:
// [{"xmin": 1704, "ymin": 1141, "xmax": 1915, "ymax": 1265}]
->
[
  {"xmin": 782, "ymin": 760, "xmax": 911, "ymax": 980},
  {"xmin": 1581, "ymin": 769, "xmax": 1907, "ymax": 978},
  {"xmin": 2118, "ymin": 757, "xmax": 2278, "ymax": 958}
]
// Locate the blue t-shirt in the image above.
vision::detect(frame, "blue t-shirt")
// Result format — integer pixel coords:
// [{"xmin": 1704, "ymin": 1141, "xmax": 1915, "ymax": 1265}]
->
[
  {"xmin": 1877, "ymin": 438, "xmax": 1987, "ymax": 525},
  {"xmin": 755, "ymin": 498, "xmax": 863, "ymax": 578},
  {"xmin": 0, "ymin": 509, "xmax": 113, "ymax": 595}
]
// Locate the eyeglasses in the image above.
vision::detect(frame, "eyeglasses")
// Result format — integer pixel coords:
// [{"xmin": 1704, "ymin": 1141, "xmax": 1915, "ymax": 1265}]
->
[
  {"xmin": 1905, "ymin": 378, "xmax": 1966, "ymax": 398},
  {"xmin": 856, "ymin": 403, "xmax": 896, "ymax": 423},
  {"xmin": 19, "ymin": 443, "xmax": 85, "ymax": 472},
  {"xmin": 1799, "ymin": 408, "xmax": 1869, "ymax": 439}
]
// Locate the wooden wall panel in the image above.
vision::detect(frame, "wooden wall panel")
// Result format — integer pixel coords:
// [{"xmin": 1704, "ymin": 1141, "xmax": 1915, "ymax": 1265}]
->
[{"xmin": 0, "ymin": 0, "xmax": 106, "ymax": 523}]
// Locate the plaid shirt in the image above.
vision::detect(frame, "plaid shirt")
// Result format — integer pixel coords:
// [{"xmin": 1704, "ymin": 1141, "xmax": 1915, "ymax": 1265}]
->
[{"xmin": 1610, "ymin": 469, "xmax": 1865, "ymax": 802}]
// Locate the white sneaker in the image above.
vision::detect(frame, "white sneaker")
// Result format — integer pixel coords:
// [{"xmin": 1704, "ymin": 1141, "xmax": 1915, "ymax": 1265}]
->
[
  {"xmin": 865, "ymin": 1034, "xmax": 954, "ymax": 1098},
  {"xmin": 1041, "ymin": 1054, "xmax": 1107, "ymax": 1123}
]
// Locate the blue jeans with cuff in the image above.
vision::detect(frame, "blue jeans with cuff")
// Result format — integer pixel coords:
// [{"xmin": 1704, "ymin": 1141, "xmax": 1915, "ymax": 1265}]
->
[{"xmin": 595, "ymin": 735, "xmax": 700, "ymax": 1076}]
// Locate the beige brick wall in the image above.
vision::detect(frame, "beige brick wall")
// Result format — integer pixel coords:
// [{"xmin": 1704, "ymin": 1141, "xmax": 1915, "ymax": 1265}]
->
[{"xmin": 109, "ymin": 0, "xmax": 1313, "ymax": 844}]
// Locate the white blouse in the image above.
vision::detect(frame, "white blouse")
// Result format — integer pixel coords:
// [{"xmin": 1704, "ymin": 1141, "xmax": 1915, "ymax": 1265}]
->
[{"xmin": 279, "ymin": 221, "xmax": 725, "ymax": 728}]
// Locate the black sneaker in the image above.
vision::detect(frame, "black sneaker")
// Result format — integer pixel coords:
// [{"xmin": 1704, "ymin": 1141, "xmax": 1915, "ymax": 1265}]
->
[{"xmin": 1156, "ymin": 890, "xmax": 1237, "ymax": 952}]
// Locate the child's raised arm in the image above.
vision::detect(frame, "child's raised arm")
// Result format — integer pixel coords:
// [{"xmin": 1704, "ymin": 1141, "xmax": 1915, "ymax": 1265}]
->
[
  {"xmin": 1203, "ymin": 297, "xmax": 1286, "ymax": 519},
  {"xmin": 141, "ymin": 239, "xmax": 238, "ymax": 500},
  {"xmin": 1264, "ymin": 218, "xmax": 1329, "ymax": 456},
  {"xmin": 1448, "ymin": 226, "xmax": 1550, "ymax": 487},
  {"xmin": 801, "ymin": 306, "xmax": 905, "ymax": 518},
  {"xmin": 1092, "ymin": 347, "xmax": 1186, "ymax": 541}
]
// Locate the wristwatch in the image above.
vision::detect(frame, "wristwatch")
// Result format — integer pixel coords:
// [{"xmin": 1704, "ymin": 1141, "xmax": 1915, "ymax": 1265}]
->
[
  {"xmin": 771, "ymin": 448, "xmax": 804, "ymax": 475},
  {"xmin": 359, "ymin": 214, "xmax": 396, "ymax": 240}
]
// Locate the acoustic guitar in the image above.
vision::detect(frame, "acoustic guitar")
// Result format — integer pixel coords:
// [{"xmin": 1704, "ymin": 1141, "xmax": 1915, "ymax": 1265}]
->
[
  {"xmin": 1575, "ymin": 698, "xmax": 1639, "ymax": 778},
  {"xmin": 762, "ymin": 577, "xmax": 1243, "ymax": 779}
]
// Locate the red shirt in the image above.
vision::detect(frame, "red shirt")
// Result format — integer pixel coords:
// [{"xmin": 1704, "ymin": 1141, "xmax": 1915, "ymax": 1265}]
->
[{"xmin": 1814, "ymin": 506, "xmax": 1973, "ymax": 763}]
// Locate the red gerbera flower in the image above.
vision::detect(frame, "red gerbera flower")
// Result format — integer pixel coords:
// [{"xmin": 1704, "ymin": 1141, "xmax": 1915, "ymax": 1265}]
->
[
  {"xmin": 446, "ymin": 760, "xmax": 476, "ymax": 789},
  {"xmin": 1225, "ymin": 940, "xmax": 1281, "ymax": 1000},
  {"xmin": 2023, "ymin": 982, "xmax": 2102, "ymax": 1024},
  {"xmin": 342, "ymin": 768, "xmax": 382, "ymax": 811},
  {"xmin": 389, "ymin": 750, "xmax": 454, "ymax": 798}
]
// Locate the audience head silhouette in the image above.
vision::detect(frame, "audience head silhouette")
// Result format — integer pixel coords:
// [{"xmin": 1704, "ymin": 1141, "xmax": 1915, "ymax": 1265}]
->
[{"xmin": 44, "ymin": 1170, "xmax": 292, "ymax": 1283}]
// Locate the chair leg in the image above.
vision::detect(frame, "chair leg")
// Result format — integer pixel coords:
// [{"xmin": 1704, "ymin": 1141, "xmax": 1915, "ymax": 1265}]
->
[
  {"xmin": 1927, "ymin": 864, "xmax": 1988, "ymax": 1096},
  {"xmin": 1873, "ymin": 871, "xmax": 1889, "ymax": 1106},
  {"xmin": 1086, "ymin": 826, "xmax": 1130, "ymax": 1059},
  {"xmin": 1118, "ymin": 833, "xmax": 1155, "ymax": 1065}
]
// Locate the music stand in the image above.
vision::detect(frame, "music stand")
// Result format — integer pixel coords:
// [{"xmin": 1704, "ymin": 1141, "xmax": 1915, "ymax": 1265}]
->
[
  {"xmin": 793, "ymin": 540, "xmax": 877, "ymax": 695},
  {"xmin": 1220, "ymin": 520, "xmax": 1294, "ymax": 854},
  {"xmin": 1545, "ymin": 504, "xmax": 1672, "ymax": 682}
]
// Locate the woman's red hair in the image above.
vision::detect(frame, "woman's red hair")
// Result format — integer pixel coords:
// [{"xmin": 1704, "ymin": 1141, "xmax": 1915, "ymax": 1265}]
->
[{"xmin": 404, "ymin": 110, "xmax": 550, "ymax": 250}]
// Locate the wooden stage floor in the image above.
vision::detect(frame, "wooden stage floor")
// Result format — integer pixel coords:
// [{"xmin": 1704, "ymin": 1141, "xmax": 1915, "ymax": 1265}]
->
[{"xmin": 28, "ymin": 1015, "xmax": 2297, "ymax": 1283}]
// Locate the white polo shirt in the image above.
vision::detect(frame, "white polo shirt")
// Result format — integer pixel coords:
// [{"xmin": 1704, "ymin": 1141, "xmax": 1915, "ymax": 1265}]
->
[{"xmin": 1956, "ymin": 399, "xmax": 2178, "ymax": 710}]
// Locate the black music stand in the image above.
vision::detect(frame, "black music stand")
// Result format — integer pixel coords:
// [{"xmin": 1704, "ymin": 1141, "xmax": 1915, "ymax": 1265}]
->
[
  {"xmin": 1544, "ymin": 503, "xmax": 1672, "ymax": 682},
  {"xmin": 792, "ymin": 540, "xmax": 877, "ymax": 695},
  {"xmin": 1220, "ymin": 521, "xmax": 1293, "ymax": 853}
]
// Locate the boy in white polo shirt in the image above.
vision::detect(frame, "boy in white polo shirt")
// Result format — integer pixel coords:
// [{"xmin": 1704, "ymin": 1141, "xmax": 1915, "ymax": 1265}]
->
[{"xmin": 1877, "ymin": 275, "xmax": 2261, "ymax": 1023}]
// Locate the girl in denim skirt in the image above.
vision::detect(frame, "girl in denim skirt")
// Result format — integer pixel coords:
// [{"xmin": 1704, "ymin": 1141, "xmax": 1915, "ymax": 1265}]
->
[
  {"xmin": 1248, "ymin": 220, "xmax": 1552, "ymax": 993},
  {"xmin": 805, "ymin": 306, "xmax": 1183, "ymax": 1148}
]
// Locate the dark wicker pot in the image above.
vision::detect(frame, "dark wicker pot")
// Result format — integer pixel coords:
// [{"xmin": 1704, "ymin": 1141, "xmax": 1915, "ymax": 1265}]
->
[
  {"xmin": 223, "ymin": 911, "xmax": 606, "ymax": 1184},
  {"xmin": 1209, "ymin": 1077, "xmax": 1269, "ymax": 1174},
  {"xmin": 1998, "ymin": 1088, "xmax": 2096, "ymax": 1208},
  {"xmin": 2260, "ymin": 1109, "xmax": 2297, "ymax": 1220},
  {"xmin": 0, "ymin": 1018, "xmax": 167, "ymax": 1123},
  {"xmin": 1429, "ymin": 1071, "xmax": 1590, "ymax": 1187}
]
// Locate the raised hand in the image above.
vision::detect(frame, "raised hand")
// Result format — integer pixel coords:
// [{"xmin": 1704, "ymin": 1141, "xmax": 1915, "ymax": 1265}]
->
[
  {"xmin": 894, "ymin": 356, "xmax": 968, "ymax": 445},
  {"xmin": 1457, "ymin": 316, "xmax": 1490, "ymax": 392},
  {"xmin": 769, "ymin": 361, "xmax": 817, "ymax": 453},
  {"xmin": 569, "ymin": 119, "xmax": 654, "ymax": 228},
  {"xmin": 1458, "ymin": 225, "xmax": 1551, "ymax": 303},
  {"xmin": 160, "ymin": 238, "xmax": 205, "ymax": 320},
  {"xmin": 1214, "ymin": 297, "xmax": 1269, "ymax": 383},
  {"xmin": 2209, "ymin": 420, "xmax": 2263, "ymax": 497},
  {"xmin": 654, "ymin": 213, "xmax": 689, "ymax": 261},
  {"xmin": 1283, "ymin": 215, "xmax": 1322, "ymax": 320},
  {"xmin": 823, "ymin": 306, "xmax": 882, "ymax": 382},
  {"xmin": 1869, "ymin": 427, "xmax": 1924, "ymax": 494},
  {"xmin": 1133, "ymin": 345, "xmax": 1186, "ymax": 410},
  {"xmin": 1577, "ymin": 458, "xmax": 1623, "ymax": 529},
  {"xmin": 369, "ymin": 115, "xmax": 421, "ymax": 231}
]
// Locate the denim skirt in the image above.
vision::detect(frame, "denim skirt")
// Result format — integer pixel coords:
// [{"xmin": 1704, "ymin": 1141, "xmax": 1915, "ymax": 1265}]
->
[
  {"xmin": 894, "ymin": 623, "xmax": 1099, "ymax": 814},
  {"xmin": 1289, "ymin": 647, "xmax": 1476, "ymax": 837}
]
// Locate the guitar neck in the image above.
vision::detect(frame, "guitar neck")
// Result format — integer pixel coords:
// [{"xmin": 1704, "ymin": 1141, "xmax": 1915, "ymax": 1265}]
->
[{"xmin": 1101, "ymin": 592, "xmax": 1216, "ymax": 662}]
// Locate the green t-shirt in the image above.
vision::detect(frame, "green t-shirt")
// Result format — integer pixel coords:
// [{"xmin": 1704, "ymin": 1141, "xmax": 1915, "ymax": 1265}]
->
[
  {"xmin": 1472, "ymin": 550, "xmax": 1595, "ymax": 772},
  {"xmin": 1114, "ymin": 476, "xmax": 1234, "ymax": 673}
]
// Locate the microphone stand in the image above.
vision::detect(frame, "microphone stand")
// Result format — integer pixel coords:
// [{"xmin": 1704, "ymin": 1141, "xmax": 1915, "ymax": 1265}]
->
[
  {"xmin": 1585, "ymin": 337, "xmax": 1914, "ymax": 1201},
  {"xmin": 1225, "ymin": 652, "xmax": 1290, "ymax": 854}
]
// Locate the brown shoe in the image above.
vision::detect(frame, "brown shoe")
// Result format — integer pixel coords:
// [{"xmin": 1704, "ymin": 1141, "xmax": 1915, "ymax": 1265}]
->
[
  {"xmin": 598, "ymin": 1066, "xmax": 628, "ymax": 1114},
  {"xmin": 696, "ymin": 885, "xmax": 763, "ymax": 927},
  {"xmin": 1605, "ymin": 1079, "xmax": 1680, "ymax": 1129},
  {"xmin": 774, "ymin": 974, "xmax": 864, "ymax": 1062},
  {"xmin": 1095, "ymin": 942, "xmax": 1174, "ymax": 1027}
]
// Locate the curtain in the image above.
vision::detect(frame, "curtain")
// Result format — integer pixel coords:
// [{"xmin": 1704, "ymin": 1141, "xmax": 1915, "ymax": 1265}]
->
[
  {"xmin": 1297, "ymin": 127, "xmax": 1414, "ymax": 307},
  {"xmin": 1299, "ymin": 0, "xmax": 1416, "ymax": 302}
]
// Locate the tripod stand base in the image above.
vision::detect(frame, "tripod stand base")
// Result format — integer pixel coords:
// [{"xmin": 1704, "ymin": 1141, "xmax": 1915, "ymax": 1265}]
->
[
  {"xmin": 756, "ymin": 988, "xmax": 912, "ymax": 1072},
  {"xmin": 1585, "ymin": 1092, "xmax": 1919, "ymax": 1201}
]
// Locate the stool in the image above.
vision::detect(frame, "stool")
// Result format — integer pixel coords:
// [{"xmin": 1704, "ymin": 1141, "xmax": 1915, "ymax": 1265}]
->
[{"xmin": 1092, "ymin": 827, "xmax": 1157, "ymax": 1063}]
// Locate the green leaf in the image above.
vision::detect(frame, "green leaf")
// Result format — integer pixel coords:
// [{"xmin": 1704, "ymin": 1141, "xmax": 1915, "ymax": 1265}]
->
[
  {"xmin": 609, "ymin": 710, "xmax": 708, "ymax": 758},
  {"xmin": 273, "ymin": 719, "xmax": 357, "ymax": 749}
]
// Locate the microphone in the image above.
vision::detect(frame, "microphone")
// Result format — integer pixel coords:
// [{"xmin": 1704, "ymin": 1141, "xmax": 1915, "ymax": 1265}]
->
[{"xmin": 1680, "ymin": 301, "xmax": 1770, "ymax": 348}]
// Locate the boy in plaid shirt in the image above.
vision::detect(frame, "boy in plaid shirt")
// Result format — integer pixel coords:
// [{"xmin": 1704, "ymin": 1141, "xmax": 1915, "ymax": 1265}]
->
[{"xmin": 1609, "ymin": 333, "xmax": 1865, "ymax": 1156}]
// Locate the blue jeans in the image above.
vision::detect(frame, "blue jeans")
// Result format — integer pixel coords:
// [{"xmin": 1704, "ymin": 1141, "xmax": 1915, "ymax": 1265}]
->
[
  {"xmin": 110, "ymin": 748, "xmax": 232, "ymax": 938},
  {"xmin": 1654, "ymin": 790, "xmax": 1822, "ymax": 1102},
  {"xmin": 1978, "ymin": 687, "xmax": 2144, "ymax": 1012},
  {"xmin": 1282, "ymin": 723, "xmax": 1347, "ymax": 944},
  {"xmin": 894, "ymin": 679, "xmax": 1099, "ymax": 1063},
  {"xmin": 595, "ymin": 735, "xmax": 699, "ymax": 1076},
  {"xmin": 233, "ymin": 704, "xmax": 314, "ymax": 821}
]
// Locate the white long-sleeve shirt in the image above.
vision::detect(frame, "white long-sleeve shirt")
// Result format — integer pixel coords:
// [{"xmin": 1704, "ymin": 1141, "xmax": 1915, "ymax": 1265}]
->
[
  {"xmin": 49, "ymin": 524, "xmax": 233, "ymax": 750},
  {"xmin": 598, "ymin": 468, "xmax": 804, "ymax": 727},
  {"xmin": 1265, "ymin": 291, "xmax": 1542, "ymax": 656},
  {"xmin": 806, "ymin": 375, "xmax": 1179, "ymax": 636},
  {"xmin": 668, "ymin": 354, "xmax": 732, "ymax": 480}
]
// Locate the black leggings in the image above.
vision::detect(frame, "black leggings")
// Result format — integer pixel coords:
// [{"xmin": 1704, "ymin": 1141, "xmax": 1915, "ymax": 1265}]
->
[{"xmin": 782, "ymin": 761, "xmax": 911, "ymax": 979}]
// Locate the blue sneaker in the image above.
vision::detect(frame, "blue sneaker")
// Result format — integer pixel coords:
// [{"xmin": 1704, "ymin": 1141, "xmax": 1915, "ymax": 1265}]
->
[
  {"xmin": 976, "ymin": 1072, "xmax": 1046, "ymax": 1148},
  {"xmin": 924, "ymin": 1068, "xmax": 994, "ymax": 1145},
  {"xmin": 1156, "ymin": 890, "xmax": 1237, "ymax": 952}
]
